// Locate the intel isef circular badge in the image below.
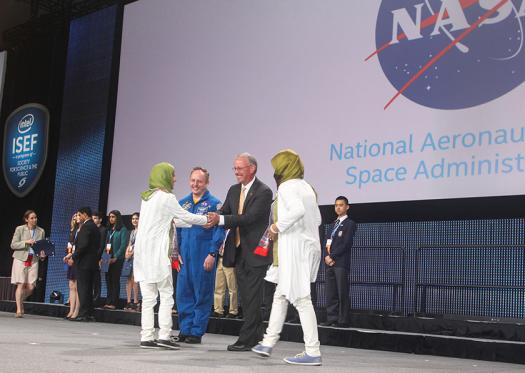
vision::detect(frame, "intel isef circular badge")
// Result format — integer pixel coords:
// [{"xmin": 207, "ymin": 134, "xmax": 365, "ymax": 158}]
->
[{"xmin": 3, "ymin": 103, "xmax": 49, "ymax": 197}]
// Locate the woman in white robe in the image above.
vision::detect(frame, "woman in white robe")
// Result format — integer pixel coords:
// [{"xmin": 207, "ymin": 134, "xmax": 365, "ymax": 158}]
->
[
  {"xmin": 253, "ymin": 149, "xmax": 322, "ymax": 366},
  {"xmin": 134, "ymin": 162, "xmax": 207, "ymax": 349}
]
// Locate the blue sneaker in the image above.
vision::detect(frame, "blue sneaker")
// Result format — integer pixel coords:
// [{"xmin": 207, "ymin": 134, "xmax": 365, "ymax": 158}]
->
[
  {"xmin": 251, "ymin": 344, "xmax": 272, "ymax": 357},
  {"xmin": 283, "ymin": 351, "xmax": 322, "ymax": 366}
]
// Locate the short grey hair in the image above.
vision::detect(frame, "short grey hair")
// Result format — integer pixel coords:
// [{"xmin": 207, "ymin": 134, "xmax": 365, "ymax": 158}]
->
[{"xmin": 236, "ymin": 152, "xmax": 258, "ymax": 172}]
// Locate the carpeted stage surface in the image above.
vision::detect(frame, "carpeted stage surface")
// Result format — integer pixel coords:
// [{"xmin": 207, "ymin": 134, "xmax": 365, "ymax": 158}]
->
[{"xmin": 0, "ymin": 311, "xmax": 523, "ymax": 373}]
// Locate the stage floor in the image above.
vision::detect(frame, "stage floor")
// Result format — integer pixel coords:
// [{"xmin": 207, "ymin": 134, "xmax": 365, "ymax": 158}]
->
[{"xmin": 0, "ymin": 312, "xmax": 522, "ymax": 373}]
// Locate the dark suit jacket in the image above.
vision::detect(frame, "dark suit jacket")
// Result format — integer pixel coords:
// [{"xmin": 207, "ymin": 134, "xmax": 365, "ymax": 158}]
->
[
  {"xmin": 73, "ymin": 219, "xmax": 101, "ymax": 271},
  {"xmin": 324, "ymin": 217, "xmax": 357, "ymax": 269},
  {"xmin": 221, "ymin": 177, "xmax": 273, "ymax": 267},
  {"xmin": 97, "ymin": 225, "xmax": 107, "ymax": 260}
]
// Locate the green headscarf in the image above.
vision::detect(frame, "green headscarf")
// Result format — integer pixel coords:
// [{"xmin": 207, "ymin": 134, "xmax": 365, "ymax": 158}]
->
[
  {"xmin": 141, "ymin": 162, "xmax": 175, "ymax": 201},
  {"xmin": 271, "ymin": 149, "xmax": 304, "ymax": 187}
]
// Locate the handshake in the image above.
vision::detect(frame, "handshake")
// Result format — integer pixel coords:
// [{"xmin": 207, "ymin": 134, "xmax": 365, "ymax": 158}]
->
[{"xmin": 204, "ymin": 212, "xmax": 220, "ymax": 229}]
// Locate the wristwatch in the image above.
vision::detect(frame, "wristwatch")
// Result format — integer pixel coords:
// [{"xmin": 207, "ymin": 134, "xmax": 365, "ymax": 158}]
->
[{"xmin": 209, "ymin": 252, "xmax": 217, "ymax": 258}]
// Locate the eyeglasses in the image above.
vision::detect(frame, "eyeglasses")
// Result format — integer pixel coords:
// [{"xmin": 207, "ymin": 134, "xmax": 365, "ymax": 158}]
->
[{"xmin": 232, "ymin": 166, "xmax": 250, "ymax": 172}]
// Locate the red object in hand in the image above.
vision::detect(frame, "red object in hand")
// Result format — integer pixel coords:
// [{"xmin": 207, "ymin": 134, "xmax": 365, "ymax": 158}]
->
[
  {"xmin": 254, "ymin": 227, "xmax": 272, "ymax": 257},
  {"xmin": 254, "ymin": 245, "xmax": 269, "ymax": 257},
  {"xmin": 24, "ymin": 254, "xmax": 33, "ymax": 267},
  {"xmin": 171, "ymin": 258, "xmax": 181, "ymax": 271}
]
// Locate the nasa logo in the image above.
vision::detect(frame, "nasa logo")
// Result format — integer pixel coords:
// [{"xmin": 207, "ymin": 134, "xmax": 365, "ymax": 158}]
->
[
  {"xmin": 18, "ymin": 114, "xmax": 34, "ymax": 134},
  {"xmin": 369, "ymin": 0, "xmax": 525, "ymax": 110}
]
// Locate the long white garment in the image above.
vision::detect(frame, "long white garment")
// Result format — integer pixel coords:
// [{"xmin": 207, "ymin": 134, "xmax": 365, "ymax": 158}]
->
[
  {"xmin": 271, "ymin": 179, "xmax": 322, "ymax": 303},
  {"xmin": 134, "ymin": 190, "xmax": 207, "ymax": 284}
]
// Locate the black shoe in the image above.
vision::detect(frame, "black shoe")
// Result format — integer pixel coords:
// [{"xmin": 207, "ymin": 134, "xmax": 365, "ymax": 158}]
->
[
  {"xmin": 212, "ymin": 312, "xmax": 224, "ymax": 318},
  {"xmin": 70, "ymin": 316, "xmax": 87, "ymax": 322},
  {"xmin": 140, "ymin": 340, "xmax": 160, "ymax": 349},
  {"xmin": 174, "ymin": 333, "xmax": 187, "ymax": 343},
  {"xmin": 320, "ymin": 320, "xmax": 336, "ymax": 327},
  {"xmin": 227, "ymin": 342, "xmax": 253, "ymax": 352},
  {"xmin": 156, "ymin": 339, "xmax": 181, "ymax": 350},
  {"xmin": 225, "ymin": 313, "xmax": 238, "ymax": 319},
  {"xmin": 185, "ymin": 335, "xmax": 202, "ymax": 344}
]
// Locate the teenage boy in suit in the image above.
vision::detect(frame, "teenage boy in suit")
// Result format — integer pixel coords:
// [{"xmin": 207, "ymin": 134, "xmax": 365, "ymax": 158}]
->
[{"xmin": 321, "ymin": 196, "xmax": 356, "ymax": 327}]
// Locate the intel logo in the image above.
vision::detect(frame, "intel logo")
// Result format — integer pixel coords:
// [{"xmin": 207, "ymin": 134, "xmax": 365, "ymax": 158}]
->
[{"xmin": 18, "ymin": 114, "xmax": 34, "ymax": 134}]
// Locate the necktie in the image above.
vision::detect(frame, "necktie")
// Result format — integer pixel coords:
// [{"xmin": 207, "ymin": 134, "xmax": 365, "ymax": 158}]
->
[{"xmin": 235, "ymin": 186, "xmax": 246, "ymax": 247}]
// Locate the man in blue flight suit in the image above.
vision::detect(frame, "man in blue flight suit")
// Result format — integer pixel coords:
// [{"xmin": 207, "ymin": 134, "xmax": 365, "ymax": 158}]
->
[{"xmin": 176, "ymin": 167, "xmax": 225, "ymax": 344}]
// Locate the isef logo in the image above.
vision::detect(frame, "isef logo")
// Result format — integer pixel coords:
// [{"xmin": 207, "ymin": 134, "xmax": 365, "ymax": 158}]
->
[
  {"xmin": 368, "ymin": 0, "xmax": 525, "ymax": 110},
  {"xmin": 3, "ymin": 103, "xmax": 49, "ymax": 197}
]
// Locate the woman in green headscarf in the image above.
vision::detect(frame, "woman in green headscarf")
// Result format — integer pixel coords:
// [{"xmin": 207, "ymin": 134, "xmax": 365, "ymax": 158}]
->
[
  {"xmin": 253, "ymin": 149, "xmax": 323, "ymax": 366},
  {"xmin": 133, "ymin": 162, "xmax": 208, "ymax": 350}
]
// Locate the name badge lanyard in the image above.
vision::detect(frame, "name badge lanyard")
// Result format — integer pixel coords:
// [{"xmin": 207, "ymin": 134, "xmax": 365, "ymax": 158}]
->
[
  {"xmin": 330, "ymin": 220, "xmax": 343, "ymax": 240},
  {"xmin": 29, "ymin": 228, "xmax": 36, "ymax": 256},
  {"xmin": 72, "ymin": 229, "xmax": 79, "ymax": 253},
  {"xmin": 106, "ymin": 230, "xmax": 115, "ymax": 253}
]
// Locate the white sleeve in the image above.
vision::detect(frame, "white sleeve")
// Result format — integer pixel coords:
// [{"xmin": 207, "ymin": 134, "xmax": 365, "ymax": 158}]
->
[
  {"xmin": 173, "ymin": 218, "xmax": 192, "ymax": 228},
  {"xmin": 275, "ymin": 183, "xmax": 305, "ymax": 233},
  {"xmin": 166, "ymin": 193, "xmax": 207, "ymax": 226}
]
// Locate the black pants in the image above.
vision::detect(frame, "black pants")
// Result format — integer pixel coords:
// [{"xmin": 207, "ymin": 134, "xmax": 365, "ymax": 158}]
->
[
  {"xmin": 172, "ymin": 268, "xmax": 178, "ymax": 310},
  {"xmin": 235, "ymin": 257, "xmax": 267, "ymax": 346},
  {"xmin": 92, "ymin": 268, "xmax": 101, "ymax": 305},
  {"xmin": 325, "ymin": 266, "xmax": 350, "ymax": 324},
  {"xmin": 77, "ymin": 267, "xmax": 98, "ymax": 317},
  {"xmin": 105, "ymin": 259, "xmax": 124, "ymax": 307}
]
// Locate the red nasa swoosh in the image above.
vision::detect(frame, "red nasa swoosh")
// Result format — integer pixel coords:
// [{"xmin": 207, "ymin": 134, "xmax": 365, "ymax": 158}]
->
[{"xmin": 367, "ymin": 0, "xmax": 511, "ymax": 110}]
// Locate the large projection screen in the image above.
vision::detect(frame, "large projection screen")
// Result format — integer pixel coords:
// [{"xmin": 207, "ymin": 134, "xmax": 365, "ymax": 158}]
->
[{"xmin": 108, "ymin": 0, "xmax": 525, "ymax": 213}]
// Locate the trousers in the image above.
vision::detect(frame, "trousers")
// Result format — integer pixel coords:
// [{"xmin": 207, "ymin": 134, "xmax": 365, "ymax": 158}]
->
[
  {"xmin": 261, "ymin": 292, "xmax": 321, "ymax": 356},
  {"xmin": 139, "ymin": 275, "xmax": 174, "ymax": 341}
]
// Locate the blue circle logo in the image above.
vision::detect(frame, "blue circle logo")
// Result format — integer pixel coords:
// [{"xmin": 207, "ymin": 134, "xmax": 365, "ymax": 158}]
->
[{"xmin": 370, "ymin": 0, "xmax": 525, "ymax": 110}]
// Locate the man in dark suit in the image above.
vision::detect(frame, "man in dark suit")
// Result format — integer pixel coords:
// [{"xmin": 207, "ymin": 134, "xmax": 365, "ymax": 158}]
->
[
  {"xmin": 321, "ymin": 196, "xmax": 356, "ymax": 327},
  {"xmin": 68, "ymin": 206, "xmax": 101, "ymax": 321},
  {"xmin": 208, "ymin": 153, "xmax": 273, "ymax": 351},
  {"xmin": 91, "ymin": 211, "xmax": 106, "ymax": 306}
]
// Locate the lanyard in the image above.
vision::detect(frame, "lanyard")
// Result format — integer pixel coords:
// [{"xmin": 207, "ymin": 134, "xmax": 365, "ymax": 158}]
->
[
  {"xmin": 107, "ymin": 230, "xmax": 115, "ymax": 243},
  {"xmin": 330, "ymin": 219, "xmax": 343, "ymax": 240}
]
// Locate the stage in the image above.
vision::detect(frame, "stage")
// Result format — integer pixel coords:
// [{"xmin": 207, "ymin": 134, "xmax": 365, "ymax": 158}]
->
[
  {"xmin": 1, "ymin": 301, "xmax": 525, "ymax": 371},
  {"xmin": 1, "ymin": 311, "xmax": 523, "ymax": 373}
]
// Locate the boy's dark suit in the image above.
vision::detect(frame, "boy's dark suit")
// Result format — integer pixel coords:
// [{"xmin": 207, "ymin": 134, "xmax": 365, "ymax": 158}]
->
[
  {"xmin": 324, "ymin": 216, "xmax": 356, "ymax": 325},
  {"xmin": 221, "ymin": 177, "xmax": 273, "ymax": 349},
  {"xmin": 73, "ymin": 219, "xmax": 101, "ymax": 319}
]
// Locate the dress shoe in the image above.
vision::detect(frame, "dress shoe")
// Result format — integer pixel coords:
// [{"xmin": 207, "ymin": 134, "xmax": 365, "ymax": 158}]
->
[
  {"xmin": 173, "ymin": 333, "xmax": 187, "ymax": 343},
  {"xmin": 212, "ymin": 312, "xmax": 224, "ymax": 318},
  {"xmin": 320, "ymin": 320, "xmax": 336, "ymax": 327},
  {"xmin": 225, "ymin": 313, "xmax": 238, "ymax": 319},
  {"xmin": 70, "ymin": 316, "xmax": 87, "ymax": 321},
  {"xmin": 227, "ymin": 342, "xmax": 253, "ymax": 352},
  {"xmin": 184, "ymin": 335, "xmax": 202, "ymax": 344}
]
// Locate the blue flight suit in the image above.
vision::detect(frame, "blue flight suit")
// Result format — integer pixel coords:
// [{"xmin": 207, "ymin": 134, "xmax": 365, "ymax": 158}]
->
[{"xmin": 177, "ymin": 190, "xmax": 225, "ymax": 337}]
